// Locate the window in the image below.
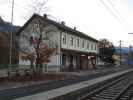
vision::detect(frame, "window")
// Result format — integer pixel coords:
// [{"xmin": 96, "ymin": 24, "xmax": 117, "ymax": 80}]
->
[
  {"xmin": 87, "ymin": 42, "xmax": 90, "ymax": 49},
  {"xmin": 91, "ymin": 44, "xmax": 93, "ymax": 50},
  {"xmin": 70, "ymin": 36, "xmax": 74, "ymax": 46},
  {"xmin": 62, "ymin": 54, "xmax": 66, "ymax": 65},
  {"xmin": 95, "ymin": 45, "xmax": 97, "ymax": 50},
  {"xmin": 77, "ymin": 38, "xmax": 80, "ymax": 47},
  {"xmin": 33, "ymin": 23, "xmax": 40, "ymax": 33},
  {"xmin": 82, "ymin": 40, "xmax": 85, "ymax": 48},
  {"xmin": 42, "ymin": 31, "xmax": 49, "ymax": 40},
  {"xmin": 62, "ymin": 34, "xmax": 66, "ymax": 44}
]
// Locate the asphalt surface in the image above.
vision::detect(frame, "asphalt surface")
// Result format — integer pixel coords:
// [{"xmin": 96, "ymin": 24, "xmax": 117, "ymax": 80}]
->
[{"xmin": 0, "ymin": 67, "xmax": 130, "ymax": 100}]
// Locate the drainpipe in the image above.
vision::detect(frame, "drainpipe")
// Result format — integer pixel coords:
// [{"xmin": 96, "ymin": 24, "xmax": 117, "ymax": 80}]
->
[{"xmin": 59, "ymin": 32, "xmax": 62, "ymax": 72}]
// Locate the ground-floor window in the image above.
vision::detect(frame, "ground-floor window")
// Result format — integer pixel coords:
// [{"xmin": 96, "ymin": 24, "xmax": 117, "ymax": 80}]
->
[{"xmin": 62, "ymin": 54, "xmax": 66, "ymax": 65}]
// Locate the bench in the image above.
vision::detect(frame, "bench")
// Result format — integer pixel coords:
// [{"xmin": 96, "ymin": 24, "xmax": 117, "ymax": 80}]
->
[
  {"xmin": 7, "ymin": 68, "xmax": 33, "ymax": 78},
  {"xmin": 7, "ymin": 69, "xmax": 20, "ymax": 78}
]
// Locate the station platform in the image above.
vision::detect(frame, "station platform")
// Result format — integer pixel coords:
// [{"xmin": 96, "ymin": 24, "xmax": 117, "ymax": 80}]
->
[{"xmin": 15, "ymin": 68, "xmax": 133, "ymax": 100}]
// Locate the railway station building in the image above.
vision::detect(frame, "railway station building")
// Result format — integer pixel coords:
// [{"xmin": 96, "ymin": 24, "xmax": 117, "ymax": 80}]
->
[{"xmin": 16, "ymin": 14, "xmax": 98, "ymax": 72}]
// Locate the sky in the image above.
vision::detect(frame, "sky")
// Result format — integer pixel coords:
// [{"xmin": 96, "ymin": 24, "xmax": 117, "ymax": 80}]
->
[{"xmin": 0, "ymin": 0, "xmax": 133, "ymax": 47}]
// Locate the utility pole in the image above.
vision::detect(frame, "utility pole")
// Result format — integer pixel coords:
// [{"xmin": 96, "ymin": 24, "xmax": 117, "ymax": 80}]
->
[
  {"xmin": 119, "ymin": 40, "xmax": 122, "ymax": 65},
  {"xmin": 9, "ymin": 0, "xmax": 14, "ymax": 67},
  {"xmin": 128, "ymin": 45, "xmax": 132, "ymax": 65},
  {"xmin": 128, "ymin": 33, "xmax": 133, "ymax": 65}
]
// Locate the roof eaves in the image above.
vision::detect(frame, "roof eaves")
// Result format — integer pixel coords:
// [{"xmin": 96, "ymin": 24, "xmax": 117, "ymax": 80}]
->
[
  {"xmin": 16, "ymin": 14, "xmax": 98, "ymax": 42},
  {"xmin": 46, "ymin": 18, "xmax": 98, "ymax": 42},
  {"xmin": 15, "ymin": 14, "xmax": 39, "ymax": 36}
]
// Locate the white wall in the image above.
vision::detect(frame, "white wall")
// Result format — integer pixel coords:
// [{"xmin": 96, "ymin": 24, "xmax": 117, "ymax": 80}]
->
[{"xmin": 61, "ymin": 32, "xmax": 98, "ymax": 54}]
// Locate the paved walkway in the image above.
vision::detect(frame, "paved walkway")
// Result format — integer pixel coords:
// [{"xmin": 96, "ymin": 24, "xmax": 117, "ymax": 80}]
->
[
  {"xmin": 15, "ymin": 68, "xmax": 133, "ymax": 100},
  {"xmin": 0, "ymin": 66, "xmax": 130, "ymax": 100},
  {"xmin": 44, "ymin": 65, "xmax": 128, "ymax": 76},
  {"xmin": 0, "ymin": 66, "xmax": 128, "ymax": 91}
]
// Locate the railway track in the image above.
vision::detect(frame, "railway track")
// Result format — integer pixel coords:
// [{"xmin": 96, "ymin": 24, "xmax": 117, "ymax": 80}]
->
[{"xmin": 80, "ymin": 71, "xmax": 133, "ymax": 100}]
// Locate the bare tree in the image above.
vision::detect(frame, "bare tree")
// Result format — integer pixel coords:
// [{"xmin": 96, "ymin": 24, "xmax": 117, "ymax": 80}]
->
[
  {"xmin": 20, "ymin": 52, "xmax": 34, "ymax": 69},
  {"xmin": 98, "ymin": 39, "xmax": 115, "ymax": 64},
  {"xmin": 36, "ymin": 43, "xmax": 55, "ymax": 73},
  {"xmin": 29, "ymin": 0, "xmax": 48, "ymax": 14},
  {"xmin": 22, "ymin": 0, "xmax": 49, "ymax": 21},
  {"xmin": 19, "ymin": 20, "xmax": 58, "ymax": 74},
  {"xmin": 20, "ymin": 42, "xmax": 55, "ymax": 74}
]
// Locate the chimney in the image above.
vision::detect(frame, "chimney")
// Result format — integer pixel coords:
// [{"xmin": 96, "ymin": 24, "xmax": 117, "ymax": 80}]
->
[
  {"xmin": 74, "ymin": 27, "xmax": 76, "ymax": 30},
  {"xmin": 43, "ymin": 14, "xmax": 47, "ymax": 19},
  {"xmin": 61, "ymin": 21, "xmax": 65, "ymax": 25}
]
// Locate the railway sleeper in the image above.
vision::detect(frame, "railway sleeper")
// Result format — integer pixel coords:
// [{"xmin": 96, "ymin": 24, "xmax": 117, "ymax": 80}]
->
[
  {"xmin": 95, "ymin": 94, "xmax": 116, "ymax": 99},
  {"xmin": 90, "ymin": 96, "xmax": 108, "ymax": 100},
  {"xmin": 97, "ymin": 93, "xmax": 118, "ymax": 97}
]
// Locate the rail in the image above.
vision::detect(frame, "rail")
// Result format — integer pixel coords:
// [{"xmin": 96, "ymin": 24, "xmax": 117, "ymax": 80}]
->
[{"xmin": 81, "ymin": 71, "xmax": 133, "ymax": 100}]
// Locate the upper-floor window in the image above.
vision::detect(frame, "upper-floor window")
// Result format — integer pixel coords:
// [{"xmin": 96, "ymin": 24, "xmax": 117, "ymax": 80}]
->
[
  {"xmin": 62, "ymin": 34, "xmax": 66, "ymax": 44},
  {"xmin": 91, "ymin": 44, "xmax": 93, "ymax": 50},
  {"xmin": 95, "ymin": 44, "xmax": 97, "ymax": 50},
  {"xmin": 33, "ymin": 23, "xmax": 40, "ymax": 33},
  {"xmin": 87, "ymin": 42, "xmax": 90, "ymax": 49},
  {"xmin": 82, "ymin": 40, "xmax": 85, "ymax": 48},
  {"xmin": 70, "ymin": 36, "xmax": 74, "ymax": 46},
  {"xmin": 77, "ymin": 38, "xmax": 80, "ymax": 47}
]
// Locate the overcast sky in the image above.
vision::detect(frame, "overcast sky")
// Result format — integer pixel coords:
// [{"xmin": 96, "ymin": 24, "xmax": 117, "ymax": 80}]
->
[{"xmin": 0, "ymin": 0, "xmax": 133, "ymax": 47}]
